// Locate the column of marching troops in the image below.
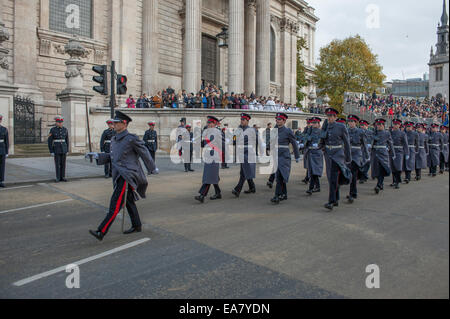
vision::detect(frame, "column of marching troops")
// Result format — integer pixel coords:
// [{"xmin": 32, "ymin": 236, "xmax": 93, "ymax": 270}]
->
[{"xmin": 0, "ymin": 110, "xmax": 448, "ymax": 241}]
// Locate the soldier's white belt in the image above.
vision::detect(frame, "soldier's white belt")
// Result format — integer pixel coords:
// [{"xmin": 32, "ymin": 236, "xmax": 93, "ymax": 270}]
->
[
  {"xmin": 148, "ymin": 140, "xmax": 155, "ymax": 143},
  {"xmin": 309, "ymin": 146, "xmax": 321, "ymax": 150},
  {"xmin": 277, "ymin": 145, "xmax": 290, "ymax": 149},
  {"xmin": 351, "ymin": 146, "xmax": 362, "ymax": 149},
  {"xmin": 429, "ymin": 144, "xmax": 440, "ymax": 147},
  {"xmin": 373, "ymin": 145, "xmax": 387, "ymax": 149},
  {"xmin": 0, "ymin": 139, "xmax": 4, "ymax": 143},
  {"xmin": 104, "ymin": 141, "xmax": 111, "ymax": 143},
  {"xmin": 419, "ymin": 146, "xmax": 425, "ymax": 149},
  {"xmin": 326, "ymin": 145, "xmax": 343, "ymax": 150},
  {"xmin": 53, "ymin": 140, "xmax": 66, "ymax": 143},
  {"xmin": 393, "ymin": 146, "xmax": 403, "ymax": 149}
]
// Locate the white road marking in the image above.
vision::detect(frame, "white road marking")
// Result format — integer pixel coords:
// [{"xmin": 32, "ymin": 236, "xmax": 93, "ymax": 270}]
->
[
  {"xmin": 0, "ymin": 199, "xmax": 74, "ymax": 215},
  {"xmin": 13, "ymin": 238, "xmax": 151, "ymax": 287},
  {"xmin": 0, "ymin": 185, "xmax": 35, "ymax": 192}
]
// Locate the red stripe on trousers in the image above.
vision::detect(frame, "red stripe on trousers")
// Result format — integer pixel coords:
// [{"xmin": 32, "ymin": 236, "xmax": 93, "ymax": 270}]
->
[{"xmin": 102, "ymin": 181, "xmax": 127, "ymax": 234}]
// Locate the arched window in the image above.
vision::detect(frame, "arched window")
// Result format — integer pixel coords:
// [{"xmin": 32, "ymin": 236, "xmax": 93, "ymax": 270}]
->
[{"xmin": 270, "ymin": 27, "xmax": 276, "ymax": 82}]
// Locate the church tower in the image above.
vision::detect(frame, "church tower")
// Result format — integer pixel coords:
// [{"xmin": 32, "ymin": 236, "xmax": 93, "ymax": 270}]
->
[{"xmin": 429, "ymin": 0, "xmax": 449, "ymax": 101}]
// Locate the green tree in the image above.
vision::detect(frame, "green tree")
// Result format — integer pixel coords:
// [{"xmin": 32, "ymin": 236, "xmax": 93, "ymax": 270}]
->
[
  {"xmin": 296, "ymin": 36, "xmax": 308, "ymax": 108},
  {"xmin": 314, "ymin": 35, "xmax": 385, "ymax": 112}
]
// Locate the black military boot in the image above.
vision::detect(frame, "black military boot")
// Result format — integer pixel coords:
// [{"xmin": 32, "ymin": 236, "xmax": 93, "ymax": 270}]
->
[
  {"xmin": 306, "ymin": 190, "xmax": 313, "ymax": 196},
  {"xmin": 394, "ymin": 183, "xmax": 400, "ymax": 189},
  {"xmin": 267, "ymin": 182, "xmax": 273, "ymax": 189},
  {"xmin": 324, "ymin": 203, "xmax": 335, "ymax": 211},
  {"xmin": 271, "ymin": 196, "xmax": 280, "ymax": 204},
  {"xmin": 347, "ymin": 195, "xmax": 354, "ymax": 204},
  {"xmin": 123, "ymin": 226, "xmax": 142, "ymax": 235},
  {"xmin": 279, "ymin": 194, "xmax": 288, "ymax": 201},
  {"xmin": 195, "ymin": 195, "xmax": 205, "ymax": 203},
  {"xmin": 244, "ymin": 188, "xmax": 256, "ymax": 194},
  {"xmin": 210, "ymin": 193, "xmax": 222, "ymax": 200},
  {"xmin": 312, "ymin": 188, "xmax": 321, "ymax": 193},
  {"xmin": 232, "ymin": 189, "xmax": 240, "ymax": 198},
  {"xmin": 89, "ymin": 230, "xmax": 104, "ymax": 241}
]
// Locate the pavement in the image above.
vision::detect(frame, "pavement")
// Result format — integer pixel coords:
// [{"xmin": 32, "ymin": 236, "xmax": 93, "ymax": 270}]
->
[{"xmin": 0, "ymin": 160, "xmax": 448, "ymax": 299}]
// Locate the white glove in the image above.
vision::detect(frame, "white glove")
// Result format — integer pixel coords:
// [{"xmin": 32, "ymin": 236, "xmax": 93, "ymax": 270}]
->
[
  {"xmin": 85, "ymin": 152, "xmax": 99, "ymax": 160},
  {"xmin": 51, "ymin": 153, "xmax": 55, "ymax": 157},
  {"xmin": 5, "ymin": 154, "xmax": 8, "ymax": 158},
  {"xmin": 367, "ymin": 144, "xmax": 372, "ymax": 148},
  {"xmin": 299, "ymin": 143, "xmax": 305, "ymax": 148},
  {"xmin": 405, "ymin": 155, "xmax": 410, "ymax": 161},
  {"xmin": 313, "ymin": 143, "xmax": 319, "ymax": 148}
]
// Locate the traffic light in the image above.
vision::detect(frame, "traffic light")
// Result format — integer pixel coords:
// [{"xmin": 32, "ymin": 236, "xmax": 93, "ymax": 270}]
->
[
  {"xmin": 117, "ymin": 74, "xmax": 128, "ymax": 95},
  {"xmin": 92, "ymin": 65, "xmax": 108, "ymax": 95}
]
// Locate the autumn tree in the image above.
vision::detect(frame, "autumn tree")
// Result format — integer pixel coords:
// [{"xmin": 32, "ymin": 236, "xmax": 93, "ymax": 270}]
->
[
  {"xmin": 314, "ymin": 35, "xmax": 385, "ymax": 112},
  {"xmin": 296, "ymin": 36, "xmax": 308, "ymax": 108}
]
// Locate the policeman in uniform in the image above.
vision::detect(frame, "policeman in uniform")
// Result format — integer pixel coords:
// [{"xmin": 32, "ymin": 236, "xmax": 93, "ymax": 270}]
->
[
  {"xmin": 428, "ymin": 123, "xmax": 444, "ymax": 177},
  {"xmin": 390, "ymin": 119, "xmax": 409, "ymax": 189},
  {"xmin": 48, "ymin": 116, "xmax": 69, "ymax": 182},
  {"xmin": 270, "ymin": 113, "xmax": 301, "ymax": 204},
  {"xmin": 415, "ymin": 123, "xmax": 429, "ymax": 181},
  {"xmin": 322, "ymin": 108, "xmax": 352, "ymax": 211},
  {"xmin": 195, "ymin": 116, "xmax": 222, "ymax": 203},
  {"xmin": 181, "ymin": 124, "xmax": 195, "ymax": 172},
  {"xmin": 359, "ymin": 119, "xmax": 373, "ymax": 184},
  {"xmin": 371, "ymin": 119, "xmax": 394, "ymax": 194},
  {"xmin": 346, "ymin": 115, "xmax": 369, "ymax": 203},
  {"xmin": 439, "ymin": 125, "xmax": 449, "ymax": 174},
  {"xmin": 304, "ymin": 117, "xmax": 324, "ymax": 195},
  {"xmin": 0, "ymin": 114, "xmax": 9, "ymax": 188},
  {"xmin": 232, "ymin": 113, "xmax": 259, "ymax": 197},
  {"xmin": 144, "ymin": 122, "xmax": 159, "ymax": 175},
  {"xmin": 87, "ymin": 111, "xmax": 155, "ymax": 241},
  {"xmin": 403, "ymin": 121, "xmax": 419, "ymax": 183},
  {"xmin": 100, "ymin": 120, "xmax": 115, "ymax": 178}
]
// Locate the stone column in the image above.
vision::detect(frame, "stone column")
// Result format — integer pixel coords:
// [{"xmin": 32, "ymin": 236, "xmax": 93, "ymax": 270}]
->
[
  {"xmin": 0, "ymin": 8, "xmax": 18, "ymax": 155},
  {"xmin": 56, "ymin": 38, "xmax": 93, "ymax": 154},
  {"xmin": 280, "ymin": 18, "xmax": 291, "ymax": 104},
  {"xmin": 228, "ymin": 0, "xmax": 245, "ymax": 94},
  {"xmin": 142, "ymin": 0, "xmax": 159, "ymax": 95},
  {"xmin": 244, "ymin": 0, "xmax": 256, "ymax": 95},
  {"xmin": 255, "ymin": 0, "xmax": 270, "ymax": 97},
  {"xmin": 291, "ymin": 23, "xmax": 299, "ymax": 105},
  {"xmin": 183, "ymin": 0, "xmax": 202, "ymax": 94}
]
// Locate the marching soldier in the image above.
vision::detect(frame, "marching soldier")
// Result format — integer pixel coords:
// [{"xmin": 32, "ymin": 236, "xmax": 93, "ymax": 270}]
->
[
  {"xmin": 86, "ymin": 111, "xmax": 155, "ymax": 241},
  {"xmin": 403, "ymin": 121, "xmax": 419, "ymax": 183},
  {"xmin": 270, "ymin": 113, "xmax": 301, "ymax": 204},
  {"xmin": 359, "ymin": 119, "xmax": 373, "ymax": 184},
  {"xmin": 195, "ymin": 116, "xmax": 222, "ymax": 203},
  {"xmin": 428, "ymin": 123, "xmax": 444, "ymax": 177},
  {"xmin": 304, "ymin": 117, "xmax": 324, "ymax": 196},
  {"xmin": 233, "ymin": 113, "xmax": 258, "ymax": 197},
  {"xmin": 48, "ymin": 116, "xmax": 69, "ymax": 183},
  {"xmin": 390, "ymin": 119, "xmax": 409, "ymax": 189},
  {"xmin": 100, "ymin": 120, "xmax": 115, "ymax": 178},
  {"xmin": 143, "ymin": 122, "xmax": 159, "ymax": 175},
  {"xmin": 346, "ymin": 115, "xmax": 369, "ymax": 203},
  {"xmin": 0, "ymin": 114, "xmax": 9, "ymax": 188},
  {"xmin": 181, "ymin": 124, "xmax": 195, "ymax": 172},
  {"xmin": 439, "ymin": 125, "xmax": 449, "ymax": 174},
  {"xmin": 301, "ymin": 119, "xmax": 312, "ymax": 185},
  {"xmin": 415, "ymin": 123, "xmax": 429, "ymax": 181},
  {"xmin": 371, "ymin": 119, "xmax": 395, "ymax": 194},
  {"xmin": 321, "ymin": 108, "xmax": 352, "ymax": 211}
]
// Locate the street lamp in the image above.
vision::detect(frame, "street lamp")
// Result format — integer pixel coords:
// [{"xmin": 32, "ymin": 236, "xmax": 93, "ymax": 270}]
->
[{"xmin": 216, "ymin": 27, "xmax": 228, "ymax": 48}]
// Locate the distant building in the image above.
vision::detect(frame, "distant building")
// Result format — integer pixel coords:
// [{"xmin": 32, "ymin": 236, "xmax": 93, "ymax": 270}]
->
[
  {"xmin": 429, "ymin": 0, "xmax": 449, "ymax": 101},
  {"xmin": 391, "ymin": 77, "xmax": 429, "ymax": 98}
]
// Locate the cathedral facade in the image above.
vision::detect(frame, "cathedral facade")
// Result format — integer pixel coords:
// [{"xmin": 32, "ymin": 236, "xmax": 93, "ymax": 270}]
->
[{"xmin": 0, "ymin": 0, "xmax": 318, "ymax": 130}]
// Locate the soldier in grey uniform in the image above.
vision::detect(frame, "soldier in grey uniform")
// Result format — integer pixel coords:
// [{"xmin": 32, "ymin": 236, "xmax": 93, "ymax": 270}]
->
[
  {"xmin": 304, "ymin": 117, "xmax": 324, "ymax": 195},
  {"xmin": 359, "ymin": 119, "xmax": 373, "ymax": 184},
  {"xmin": 233, "ymin": 113, "xmax": 257, "ymax": 197},
  {"xmin": 100, "ymin": 120, "xmax": 115, "ymax": 178},
  {"xmin": 195, "ymin": 116, "xmax": 222, "ymax": 203},
  {"xmin": 48, "ymin": 117, "xmax": 69, "ymax": 183},
  {"xmin": 403, "ymin": 121, "xmax": 419, "ymax": 183},
  {"xmin": 415, "ymin": 123, "xmax": 429, "ymax": 181},
  {"xmin": 86, "ymin": 111, "xmax": 155, "ymax": 241},
  {"xmin": 428, "ymin": 123, "xmax": 444, "ymax": 177},
  {"xmin": 0, "ymin": 115, "xmax": 9, "ymax": 188},
  {"xmin": 390, "ymin": 119, "xmax": 409, "ymax": 189},
  {"xmin": 322, "ymin": 108, "xmax": 352, "ymax": 211},
  {"xmin": 346, "ymin": 115, "xmax": 369, "ymax": 203},
  {"xmin": 371, "ymin": 119, "xmax": 395, "ymax": 194},
  {"xmin": 270, "ymin": 113, "xmax": 301, "ymax": 204},
  {"xmin": 301, "ymin": 119, "xmax": 312, "ymax": 185},
  {"xmin": 439, "ymin": 125, "xmax": 449, "ymax": 174}
]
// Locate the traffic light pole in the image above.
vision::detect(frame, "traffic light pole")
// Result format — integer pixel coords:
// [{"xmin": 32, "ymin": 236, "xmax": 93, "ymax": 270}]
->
[{"xmin": 109, "ymin": 61, "xmax": 116, "ymax": 119}]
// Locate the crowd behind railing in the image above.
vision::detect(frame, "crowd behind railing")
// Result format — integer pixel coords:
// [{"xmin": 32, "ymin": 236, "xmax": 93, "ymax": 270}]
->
[
  {"xmin": 344, "ymin": 92, "xmax": 449, "ymax": 126},
  {"xmin": 121, "ymin": 82, "xmax": 312, "ymax": 113}
]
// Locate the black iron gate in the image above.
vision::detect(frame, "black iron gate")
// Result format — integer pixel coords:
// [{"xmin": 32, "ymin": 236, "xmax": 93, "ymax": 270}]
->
[{"xmin": 14, "ymin": 96, "xmax": 41, "ymax": 144}]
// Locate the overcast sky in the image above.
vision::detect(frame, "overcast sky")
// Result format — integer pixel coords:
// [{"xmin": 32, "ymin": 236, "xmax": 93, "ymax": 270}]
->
[{"xmin": 307, "ymin": 0, "xmax": 448, "ymax": 81}]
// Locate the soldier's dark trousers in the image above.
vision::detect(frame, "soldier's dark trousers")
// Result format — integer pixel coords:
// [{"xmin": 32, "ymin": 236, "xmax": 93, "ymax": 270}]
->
[
  {"xmin": 184, "ymin": 163, "xmax": 192, "ymax": 171},
  {"xmin": 392, "ymin": 171, "xmax": 402, "ymax": 184},
  {"xmin": 149, "ymin": 151, "xmax": 156, "ymax": 163},
  {"xmin": 98, "ymin": 177, "xmax": 141, "ymax": 235},
  {"xmin": 430, "ymin": 165, "xmax": 437, "ymax": 175},
  {"xmin": 415, "ymin": 169, "xmax": 421, "ymax": 178},
  {"xmin": 104, "ymin": 157, "xmax": 112, "ymax": 176},
  {"xmin": 376, "ymin": 165, "xmax": 388, "ymax": 189},
  {"xmin": 440, "ymin": 154, "xmax": 446, "ymax": 172},
  {"xmin": 54, "ymin": 154, "xmax": 66, "ymax": 181},
  {"xmin": 349, "ymin": 162, "xmax": 359, "ymax": 197},
  {"xmin": 309, "ymin": 175, "xmax": 320, "ymax": 191},
  {"xmin": 0, "ymin": 155, "xmax": 5, "ymax": 182},
  {"xmin": 405, "ymin": 170, "xmax": 412, "ymax": 180},
  {"xmin": 328, "ymin": 160, "xmax": 341, "ymax": 204},
  {"xmin": 268, "ymin": 173, "xmax": 276, "ymax": 184},
  {"xmin": 234, "ymin": 168, "xmax": 255, "ymax": 192},
  {"xmin": 275, "ymin": 170, "xmax": 287, "ymax": 197},
  {"xmin": 199, "ymin": 184, "xmax": 221, "ymax": 196},
  {"xmin": 361, "ymin": 162, "xmax": 370, "ymax": 180}
]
